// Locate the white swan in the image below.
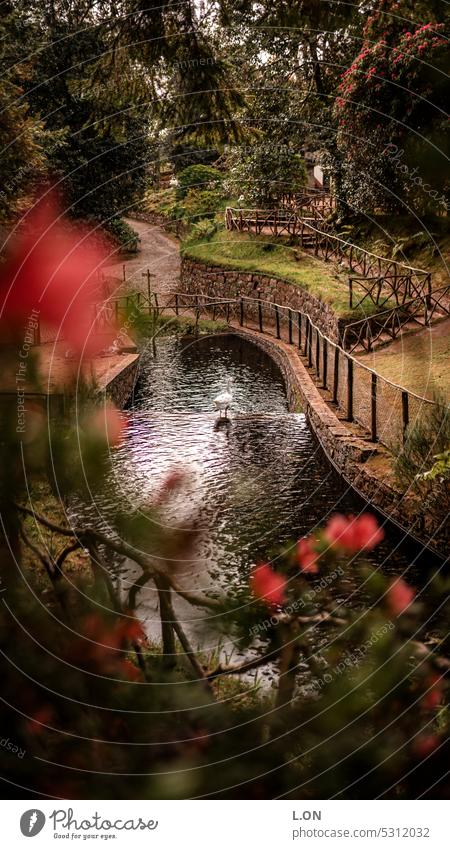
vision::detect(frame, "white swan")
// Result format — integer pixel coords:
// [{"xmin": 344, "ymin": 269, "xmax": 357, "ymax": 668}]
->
[{"xmin": 213, "ymin": 378, "xmax": 233, "ymax": 418}]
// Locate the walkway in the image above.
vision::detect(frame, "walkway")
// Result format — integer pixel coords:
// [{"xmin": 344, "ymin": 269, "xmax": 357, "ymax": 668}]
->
[{"xmin": 105, "ymin": 217, "xmax": 180, "ymax": 296}]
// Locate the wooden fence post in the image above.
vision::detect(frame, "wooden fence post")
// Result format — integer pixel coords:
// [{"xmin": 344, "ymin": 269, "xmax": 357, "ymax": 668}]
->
[
  {"xmin": 333, "ymin": 346, "xmax": 339, "ymax": 404},
  {"xmin": 371, "ymin": 373, "xmax": 377, "ymax": 442},
  {"xmin": 401, "ymin": 391, "xmax": 409, "ymax": 442},
  {"xmin": 323, "ymin": 338, "xmax": 328, "ymax": 389},
  {"xmin": 298, "ymin": 312, "xmax": 302, "ymax": 349},
  {"xmin": 315, "ymin": 330, "xmax": 320, "ymax": 378},
  {"xmin": 240, "ymin": 297, "xmax": 244, "ymax": 327},
  {"xmin": 275, "ymin": 305, "xmax": 281, "ymax": 339},
  {"xmin": 346, "ymin": 356, "xmax": 353, "ymax": 421},
  {"xmin": 258, "ymin": 290, "xmax": 263, "ymax": 332},
  {"xmin": 307, "ymin": 320, "xmax": 313, "ymax": 367},
  {"xmin": 175, "ymin": 293, "xmax": 179, "ymax": 316},
  {"xmin": 288, "ymin": 308, "xmax": 293, "ymax": 344}
]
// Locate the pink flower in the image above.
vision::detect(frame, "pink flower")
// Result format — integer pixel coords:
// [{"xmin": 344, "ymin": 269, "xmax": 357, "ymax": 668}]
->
[
  {"xmin": 250, "ymin": 564, "xmax": 286, "ymax": 608},
  {"xmin": 386, "ymin": 578, "xmax": 415, "ymax": 616},
  {"xmin": 87, "ymin": 402, "xmax": 127, "ymax": 446},
  {"xmin": 297, "ymin": 537, "xmax": 319, "ymax": 573},
  {"xmin": 324, "ymin": 513, "xmax": 384, "ymax": 553}
]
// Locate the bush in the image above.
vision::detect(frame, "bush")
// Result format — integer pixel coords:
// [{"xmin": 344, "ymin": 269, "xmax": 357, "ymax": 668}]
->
[
  {"xmin": 395, "ymin": 393, "xmax": 450, "ymax": 532},
  {"xmin": 182, "ymin": 188, "xmax": 224, "ymax": 221},
  {"xmin": 191, "ymin": 218, "xmax": 218, "ymax": 240},
  {"xmin": 176, "ymin": 164, "xmax": 223, "ymax": 199},
  {"xmin": 103, "ymin": 217, "xmax": 140, "ymax": 253}
]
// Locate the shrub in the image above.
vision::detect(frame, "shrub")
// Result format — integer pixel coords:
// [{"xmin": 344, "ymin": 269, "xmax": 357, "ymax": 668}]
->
[
  {"xmin": 176, "ymin": 164, "xmax": 222, "ymax": 199},
  {"xmin": 103, "ymin": 217, "xmax": 140, "ymax": 253},
  {"xmin": 395, "ymin": 392, "xmax": 450, "ymax": 531},
  {"xmin": 182, "ymin": 188, "xmax": 224, "ymax": 221},
  {"xmin": 191, "ymin": 218, "xmax": 218, "ymax": 240}
]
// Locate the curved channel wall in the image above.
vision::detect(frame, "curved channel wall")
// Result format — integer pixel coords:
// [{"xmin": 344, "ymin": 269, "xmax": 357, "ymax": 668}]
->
[{"xmin": 180, "ymin": 255, "xmax": 446, "ymax": 557}]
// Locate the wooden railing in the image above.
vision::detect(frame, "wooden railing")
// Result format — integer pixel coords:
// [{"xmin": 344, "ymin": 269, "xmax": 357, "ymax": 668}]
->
[
  {"xmin": 226, "ymin": 207, "xmax": 429, "ymax": 282},
  {"xmin": 348, "ymin": 273, "xmax": 432, "ymax": 310},
  {"xmin": 94, "ymin": 287, "xmax": 436, "ymax": 451},
  {"xmin": 343, "ymin": 285, "xmax": 450, "ymax": 353}
]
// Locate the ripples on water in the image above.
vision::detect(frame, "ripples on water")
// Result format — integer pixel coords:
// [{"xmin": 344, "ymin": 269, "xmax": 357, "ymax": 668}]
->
[{"xmin": 77, "ymin": 333, "xmax": 419, "ymax": 647}]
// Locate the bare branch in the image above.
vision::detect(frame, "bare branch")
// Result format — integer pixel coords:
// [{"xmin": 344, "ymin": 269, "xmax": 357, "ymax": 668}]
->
[{"xmin": 207, "ymin": 646, "xmax": 284, "ymax": 680}]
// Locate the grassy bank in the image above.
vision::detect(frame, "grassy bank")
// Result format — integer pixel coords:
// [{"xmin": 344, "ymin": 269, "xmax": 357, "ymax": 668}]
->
[{"xmin": 181, "ymin": 228, "xmax": 380, "ymax": 319}]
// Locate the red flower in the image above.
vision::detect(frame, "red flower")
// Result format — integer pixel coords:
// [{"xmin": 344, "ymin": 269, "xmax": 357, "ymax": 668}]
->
[
  {"xmin": 413, "ymin": 735, "xmax": 439, "ymax": 758},
  {"xmin": 297, "ymin": 537, "xmax": 319, "ymax": 573},
  {"xmin": 386, "ymin": 578, "xmax": 415, "ymax": 616},
  {"xmin": 0, "ymin": 193, "xmax": 110, "ymax": 356},
  {"xmin": 324, "ymin": 513, "xmax": 384, "ymax": 553},
  {"xmin": 87, "ymin": 402, "xmax": 127, "ymax": 446},
  {"xmin": 422, "ymin": 674, "xmax": 443, "ymax": 711},
  {"xmin": 25, "ymin": 705, "xmax": 54, "ymax": 736},
  {"xmin": 121, "ymin": 660, "xmax": 143, "ymax": 681},
  {"xmin": 250, "ymin": 564, "xmax": 286, "ymax": 607},
  {"xmin": 116, "ymin": 613, "xmax": 146, "ymax": 645}
]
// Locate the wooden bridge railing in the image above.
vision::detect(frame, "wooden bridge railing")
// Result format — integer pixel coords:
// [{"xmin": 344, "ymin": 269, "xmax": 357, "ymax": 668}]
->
[{"xmin": 94, "ymin": 287, "xmax": 436, "ymax": 452}]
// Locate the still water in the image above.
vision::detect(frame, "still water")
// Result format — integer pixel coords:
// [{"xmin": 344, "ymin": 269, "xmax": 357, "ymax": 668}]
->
[{"xmin": 91, "ymin": 333, "xmax": 419, "ymax": 650}]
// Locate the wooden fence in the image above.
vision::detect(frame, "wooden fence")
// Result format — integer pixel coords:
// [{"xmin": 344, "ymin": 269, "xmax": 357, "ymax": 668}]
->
[
  {"xmin": 343, "ymin": 284, "xmax": 450, "ymax": 353},
  {"xmin": 98, "ymin": 288, "xmax": 434, "ymax": 452},
  {"xmin": 225, "ymin": 207, "xmax": 431, "ymax": 299}
]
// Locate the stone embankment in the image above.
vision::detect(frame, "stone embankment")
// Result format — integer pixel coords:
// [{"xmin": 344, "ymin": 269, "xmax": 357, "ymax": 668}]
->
[{"xmin": 181, "ymin": 255, "xmax": 350, "ymax": 343}]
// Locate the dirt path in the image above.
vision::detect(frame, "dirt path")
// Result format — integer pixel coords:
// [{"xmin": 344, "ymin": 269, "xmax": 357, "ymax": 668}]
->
[
  {"xmin": 105, "ymin": 217, "xmax": 180, "ymax": 295},
  {"xmin": 359, "ymin": 316, "xmax": 450, "ymax": 399}
]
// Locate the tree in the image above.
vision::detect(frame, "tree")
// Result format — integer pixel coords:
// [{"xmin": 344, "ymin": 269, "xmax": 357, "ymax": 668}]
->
[
  {"xmin": 334, "ymin": 1, "xmax": 449, "ymax": 214},
  {"xmin": 0, "ymin": 7, "xmax": 48, "ymax": 223}
]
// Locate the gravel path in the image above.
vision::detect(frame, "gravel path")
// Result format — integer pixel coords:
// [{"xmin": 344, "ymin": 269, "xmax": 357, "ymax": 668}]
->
[{"xmin": 105, "ymin": 217, "xmax": 180, "ymax": 296}]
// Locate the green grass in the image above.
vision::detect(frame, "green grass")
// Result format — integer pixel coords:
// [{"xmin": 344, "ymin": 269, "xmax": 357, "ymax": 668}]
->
[
  {"xmin": 131, "ymin": 309, "xmax": 230, "ymax": 340},
  {"xmin": 182, "ymin": 228, "xmax": 388, "ymax": 319}
]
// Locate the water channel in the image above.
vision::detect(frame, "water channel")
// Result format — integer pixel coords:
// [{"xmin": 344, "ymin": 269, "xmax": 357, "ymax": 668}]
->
[{"xmin": 80, "ymin": 332, "xmax": 424, "ymax": 661}]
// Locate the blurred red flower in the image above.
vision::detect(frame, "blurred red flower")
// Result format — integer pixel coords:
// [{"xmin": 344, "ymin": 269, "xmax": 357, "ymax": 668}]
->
[
  {"xmin": 0, "ymin": 193, "xmax": 110, "ymax": 356},
  {"xmin": 250, "ymin": 564, "xmax": 286, "ymax": 607},
  {"xmin": 324, "ymin": 513, "xmax": 384, "ymax": 553},
  {"xmin": 25, "ymin": 705, "xmax": 54, "ymax": 736},
  {"xmin": 413, "ymin": 734, "xmax": 439, "ymax": 758},
  {"xmin": 386, "ymin": 578, "xmax": 415, "ymax": 616},
  {"xmin": 87, "ymin": 402, "xmax": 128, "ymax": 446},
  {"xmin": 297, "ymin": 537, "xmax": 319, "ymax": 573},
  {"xmin": 422, "ymin": 674, "xmax": 443, "ymax": 711}
]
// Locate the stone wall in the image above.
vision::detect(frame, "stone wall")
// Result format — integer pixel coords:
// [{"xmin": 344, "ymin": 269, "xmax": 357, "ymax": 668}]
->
[
  {"xmin": 229, "ymin": 327, "xmax": 447, "ymax": 558},
  {"xmin": 100, "ymin": 354, "xmax": 140, "ymax": 409},
  {"xmin": 181, "ymin": 255, "xmax": 349, "ymax": 343}
]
